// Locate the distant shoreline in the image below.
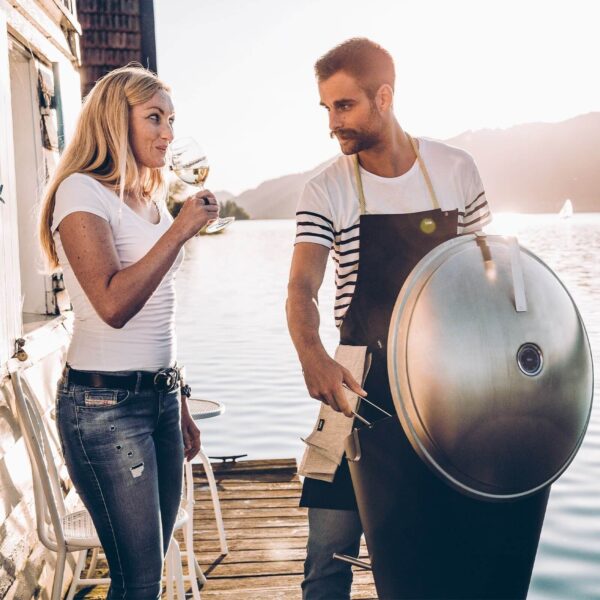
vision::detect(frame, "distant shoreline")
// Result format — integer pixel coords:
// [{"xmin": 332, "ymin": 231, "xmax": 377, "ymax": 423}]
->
[{"xmin": 229, "ymin": 211, "xmax": 600, "ymax": 221}]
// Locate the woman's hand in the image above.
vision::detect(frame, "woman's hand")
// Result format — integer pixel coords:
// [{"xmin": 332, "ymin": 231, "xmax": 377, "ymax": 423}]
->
[
  {"xmin": 173, "ymin": 190, "xmax": 220, "ymax": 241},
  {"xmin": 181, "ymin": 400, "xmax": 201, "ymax": 462}
]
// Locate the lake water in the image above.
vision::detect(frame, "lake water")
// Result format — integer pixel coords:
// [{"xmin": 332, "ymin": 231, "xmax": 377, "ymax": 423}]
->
[{"xmin": 176, "ymin": 214, "xmax": 600, "ymax": 599}]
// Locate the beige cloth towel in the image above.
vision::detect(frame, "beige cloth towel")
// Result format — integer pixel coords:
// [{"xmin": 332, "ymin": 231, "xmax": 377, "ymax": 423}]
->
[{"xmin": 298, "ymin": 345, "xmax": 371, "ymax": 482}]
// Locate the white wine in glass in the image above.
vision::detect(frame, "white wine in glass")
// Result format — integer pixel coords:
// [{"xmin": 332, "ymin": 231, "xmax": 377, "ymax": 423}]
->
[
  {"xmin": 173, "ymin": 165, "xmax": 210, "ymax": 187},
  {"xmin": 169, "ymin": 137, "xmax": 234, "ymax": 234}
]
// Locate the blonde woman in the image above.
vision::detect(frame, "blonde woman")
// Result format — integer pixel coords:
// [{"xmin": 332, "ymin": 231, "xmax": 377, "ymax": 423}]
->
[{"xmin": 39, "ymin": 65, "xmax": 216, "ymax": 599}]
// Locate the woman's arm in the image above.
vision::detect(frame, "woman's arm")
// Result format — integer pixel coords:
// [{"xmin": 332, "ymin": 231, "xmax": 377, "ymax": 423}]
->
[
  {"xmin": 58, "ymin": 192, "xmax": 217, "ymax": 328},
  {"xmin": 180, "ymin": 396, "xmax": 201, "ymax": 461}
]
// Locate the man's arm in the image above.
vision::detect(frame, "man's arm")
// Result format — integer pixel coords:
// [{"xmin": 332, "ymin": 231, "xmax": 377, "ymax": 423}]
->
[{"xmin": 286, "ymin": 242, "xmax": 366, "ymax": 417}]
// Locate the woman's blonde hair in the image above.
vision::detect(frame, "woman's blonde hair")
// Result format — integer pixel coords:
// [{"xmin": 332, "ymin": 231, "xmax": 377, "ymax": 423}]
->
[{"xmin": 39, "ymin": 64, "xmax": 171, "ymax": 269}]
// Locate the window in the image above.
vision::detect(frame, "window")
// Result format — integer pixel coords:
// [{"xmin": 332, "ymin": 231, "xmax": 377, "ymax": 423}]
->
[{"xmin": 8, "ymin": 39, "xmax": 68, "ymax": 333}]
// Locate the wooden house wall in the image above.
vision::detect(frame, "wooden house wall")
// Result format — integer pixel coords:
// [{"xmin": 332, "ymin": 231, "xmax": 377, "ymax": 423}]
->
[{"xmin": 0, "ymin": 1, "xmax": 81, "ymax": 597}]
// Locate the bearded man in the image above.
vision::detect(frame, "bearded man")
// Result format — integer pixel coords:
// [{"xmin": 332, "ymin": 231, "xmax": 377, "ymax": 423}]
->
[{"xmin": 286, "ymin": 38, "xmax": 548, "ymax": 600}]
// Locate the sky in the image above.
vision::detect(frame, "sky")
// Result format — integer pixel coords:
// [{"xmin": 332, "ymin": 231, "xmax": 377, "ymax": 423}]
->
[{"xmin": 154, "ymin": 0, "xmax": 600, "ymax": 195}]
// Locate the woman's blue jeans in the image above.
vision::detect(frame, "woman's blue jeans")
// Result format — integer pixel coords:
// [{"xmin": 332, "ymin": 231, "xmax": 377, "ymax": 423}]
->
[{"xmin": 56, "ymin": 367, "xmax": 184, "ymax": 599}]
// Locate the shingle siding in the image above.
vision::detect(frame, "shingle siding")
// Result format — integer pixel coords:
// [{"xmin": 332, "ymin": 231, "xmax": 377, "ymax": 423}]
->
[{"xmin": 78, "ymin": 0, "xmax": 157, "ymax": 97}]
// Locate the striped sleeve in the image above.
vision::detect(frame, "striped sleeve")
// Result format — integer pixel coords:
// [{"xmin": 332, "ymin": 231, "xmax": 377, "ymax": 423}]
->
[
  {"xmin": 458, "ymin": 157, "xmax": 492, "ymax": 233},
  {"xmin": 332, "ymin": 221, "xmax": 360, "ymax": 326},
  {"xmin": 295, "ymin": 181, "xmax": 335, "ymax": 248}
]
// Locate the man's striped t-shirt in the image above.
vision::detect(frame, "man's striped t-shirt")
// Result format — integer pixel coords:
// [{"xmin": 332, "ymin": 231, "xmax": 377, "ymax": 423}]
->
[{"xmin": 295, "ymin": 138, "xmax": 492, "ymax": 327}]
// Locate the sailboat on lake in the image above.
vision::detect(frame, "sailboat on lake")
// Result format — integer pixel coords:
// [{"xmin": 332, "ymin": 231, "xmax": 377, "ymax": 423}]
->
[{"xmin": 559, "ymin": 199, "xmax": 574, "ymax": 219}]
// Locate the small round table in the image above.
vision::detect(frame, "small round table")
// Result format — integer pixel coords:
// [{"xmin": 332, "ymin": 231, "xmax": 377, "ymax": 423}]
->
[{"xmin": 186, "ymin": 398, "xmax": 225, "ymax": 421}]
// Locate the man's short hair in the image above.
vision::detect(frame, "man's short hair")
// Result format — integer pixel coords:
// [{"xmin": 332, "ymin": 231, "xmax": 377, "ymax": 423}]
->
[{"xmin": 314, "ymin": 38, "xmax": 395, "ymax": 98}]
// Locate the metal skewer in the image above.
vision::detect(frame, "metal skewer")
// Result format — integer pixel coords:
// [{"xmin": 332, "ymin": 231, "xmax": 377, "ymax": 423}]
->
[
  {"xmin": 342, "ymin": 383, "xmax": 392, "ymax": 417},
  {"xmin": 333, "ymin": 553, "xmax": 372, "ymax": 570},
  {"xmin": 351, "ymin": 412, "xmax": 372, "ymax": 426}
]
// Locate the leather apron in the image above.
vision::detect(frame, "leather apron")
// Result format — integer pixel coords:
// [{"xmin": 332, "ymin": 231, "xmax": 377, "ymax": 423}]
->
[{"xmin": 300, "ymin": 137, "xmax": 549, "ymax": 599}]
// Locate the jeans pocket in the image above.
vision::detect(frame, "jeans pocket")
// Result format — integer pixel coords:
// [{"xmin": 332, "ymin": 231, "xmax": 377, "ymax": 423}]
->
[
  {"xmin": 83, "ymin": 389, "xmax": 119, "ymax": 407},
  {"xmin": 73, "ymin": 386, "xmax": 130, "ymax": 409}
]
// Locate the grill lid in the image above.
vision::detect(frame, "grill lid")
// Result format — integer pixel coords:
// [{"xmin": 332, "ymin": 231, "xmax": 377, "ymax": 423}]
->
[{"xmin": 387, "ymin": 234, "xmax": 593, "ymax": 500}]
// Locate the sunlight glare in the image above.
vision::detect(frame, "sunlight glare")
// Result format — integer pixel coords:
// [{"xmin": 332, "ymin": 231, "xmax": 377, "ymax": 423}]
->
[{"xmin": 486, "ymin": 212, "xmax": 523, "ymax": 238}]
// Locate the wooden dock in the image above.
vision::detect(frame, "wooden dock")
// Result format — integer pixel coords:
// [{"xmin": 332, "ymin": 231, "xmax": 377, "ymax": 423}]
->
[{"xmin": 80, "ymin": 458, "xmax": 377, "ymax": 599}]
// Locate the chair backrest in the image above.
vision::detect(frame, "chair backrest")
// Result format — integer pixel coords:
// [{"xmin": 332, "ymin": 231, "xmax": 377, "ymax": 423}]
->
[
  {"xmin": 183, "ymin": 459, "xmax": 194, "ymax": 510},
  {"xmin": 10, "ymin": 362, "xmax": 67, "ymax": 552},
  {"xmin": 25, "ymin": 367, "xmax": 72, "ymax": 487}
]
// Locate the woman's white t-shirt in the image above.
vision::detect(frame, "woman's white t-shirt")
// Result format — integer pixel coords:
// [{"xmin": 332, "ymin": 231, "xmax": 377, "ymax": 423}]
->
[{"xmin": 52, "ymin": 173, "xmax": 184, "ymax": 371}]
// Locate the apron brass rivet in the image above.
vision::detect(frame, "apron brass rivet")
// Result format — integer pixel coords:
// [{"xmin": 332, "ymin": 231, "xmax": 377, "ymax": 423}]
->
[{"xmin": 420, "ymin": 218, "xmax": 436, "ymax": 234}]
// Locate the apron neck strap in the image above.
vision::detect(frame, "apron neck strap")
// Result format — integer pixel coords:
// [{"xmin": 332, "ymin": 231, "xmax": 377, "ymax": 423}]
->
[
  {"xmin": 353, "ymin": 134, "xmax": 441, "ymax": 215},
  {"xmin": 407, "ymin": 135, "xmax": 440, "ymax": 210}
]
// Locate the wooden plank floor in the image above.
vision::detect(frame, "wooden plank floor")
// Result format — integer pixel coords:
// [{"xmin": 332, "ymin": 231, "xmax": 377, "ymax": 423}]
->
[{"xmin": 78, "ymin": 458, "xmax": 376, "ymax": 599}]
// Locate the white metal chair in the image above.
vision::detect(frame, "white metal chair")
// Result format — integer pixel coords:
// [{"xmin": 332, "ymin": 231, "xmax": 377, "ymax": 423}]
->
[
  {"xmin": 186, "ymin": 399, "xmax": 229, "ymax": 559},
  {"xmin": 178, "ymin": 399, "xmax": 230, "ymax": 591},
  {"xmin": 196, "ymin": 446, "xmax": 229, "ymax": 558},
  {"xmin": 9, "ymin": 360, "xmax": 190, "ymax": 600},
  {"xmin": 182, "ymin": 459, "xmax": 207, "ymax": 592},
  {"xmin": 162, "ymin": 459, "xmax": 204, "ymax": 599}
]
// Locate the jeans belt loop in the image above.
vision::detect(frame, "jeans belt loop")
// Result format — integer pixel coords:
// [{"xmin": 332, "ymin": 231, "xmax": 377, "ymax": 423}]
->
[
  {"xmin": 134, "ymin": 371, "xmax": 142, "ymax": 395},
  {"xmin": 172, "ymin": 367, "xmax": 181, "ymax": 391},
  {"xmin": 63, "ymin": 364, "xmax": 70, "ymax": 387}
]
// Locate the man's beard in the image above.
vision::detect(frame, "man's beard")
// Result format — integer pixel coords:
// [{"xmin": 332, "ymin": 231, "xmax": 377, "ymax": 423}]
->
[{"xmin": 331, "ymin": 127, "xmax": 381, "ymax": 155}]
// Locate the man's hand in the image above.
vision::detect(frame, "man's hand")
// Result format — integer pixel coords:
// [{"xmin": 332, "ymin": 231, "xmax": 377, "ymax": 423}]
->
[
  {"xmin": 181, "ymin": 401, "xmax": 201, "ymax": 462},
  {"xmin": 286, "ymin": 243, "xmax": 366, "ymax": 417},
  {"xmin": 302, "ymin": 353, "xmax": 367, "ymax": 418}
]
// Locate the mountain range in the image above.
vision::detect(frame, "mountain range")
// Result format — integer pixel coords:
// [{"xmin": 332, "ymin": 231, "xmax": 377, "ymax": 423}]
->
[{"xmin": 220, "ymin": 112, "xmax": 600, "ymax": 218}]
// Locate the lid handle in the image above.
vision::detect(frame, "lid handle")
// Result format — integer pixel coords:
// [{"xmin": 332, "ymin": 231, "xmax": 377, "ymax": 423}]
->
[{"xmin": 509, "ymin": 237, "xmax": 528, "ymax": 312}]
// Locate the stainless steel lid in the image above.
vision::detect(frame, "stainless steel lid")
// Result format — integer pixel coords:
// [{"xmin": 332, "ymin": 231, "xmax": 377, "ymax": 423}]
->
[{"xmin": 387, "ymin": 234, "xmax": 593, "ymax": 501}]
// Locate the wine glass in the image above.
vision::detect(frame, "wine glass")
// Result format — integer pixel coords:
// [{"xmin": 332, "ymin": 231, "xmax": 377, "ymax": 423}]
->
[{"xmin": 169, "ymin": 137, "xmax": 234, "ymax": 234}]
